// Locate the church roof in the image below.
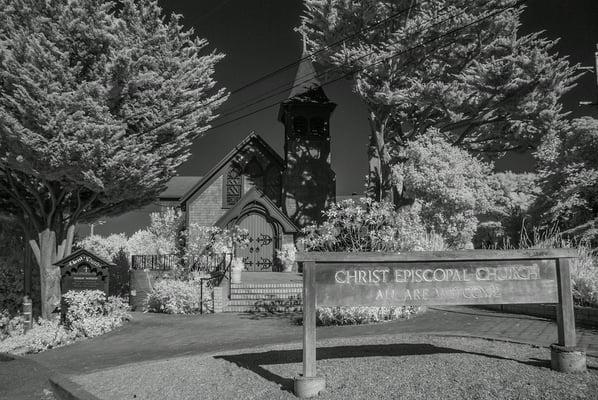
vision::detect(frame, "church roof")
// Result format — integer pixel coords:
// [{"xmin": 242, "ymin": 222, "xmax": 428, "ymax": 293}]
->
[
  {"xmin": 179, "ymin": 132, "xmax": 283, "ymax": 205},
  {"xmin": 215, "ymin": 187, "xmax": 298, "ymax": 233},
  {"xmin": 159, "ymin": 176, "xmax": 202, "ymax": 200},
  {"xmin": 285, "ymin": 47, "xmax": 330, "ymax": 103}
]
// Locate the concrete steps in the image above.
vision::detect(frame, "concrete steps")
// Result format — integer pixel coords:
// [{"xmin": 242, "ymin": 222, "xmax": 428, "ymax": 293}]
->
[{"xmin": 223, "ymin": 282, "xmax": 303, "ymax": 313}]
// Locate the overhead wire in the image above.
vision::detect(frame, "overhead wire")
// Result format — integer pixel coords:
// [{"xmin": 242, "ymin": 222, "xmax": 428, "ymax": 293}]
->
[{"xmin": 200, "ymin": 0, "xmax": 525, "ymax": 133}]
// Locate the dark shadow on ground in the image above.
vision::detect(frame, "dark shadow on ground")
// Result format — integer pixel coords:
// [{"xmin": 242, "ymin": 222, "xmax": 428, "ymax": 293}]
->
[{"xmin": 215, "ymin": 342, "xmax": 546, "ymax": 394}]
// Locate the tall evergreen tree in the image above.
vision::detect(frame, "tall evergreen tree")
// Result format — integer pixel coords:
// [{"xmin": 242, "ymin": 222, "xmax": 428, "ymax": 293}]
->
[
  {"xmin": 299, "ymin": 0, "xmax": 578, "ymax": 202},
  {"xmin": 0, "ymin": 0, "xmax": 228, "ymax": 317}
]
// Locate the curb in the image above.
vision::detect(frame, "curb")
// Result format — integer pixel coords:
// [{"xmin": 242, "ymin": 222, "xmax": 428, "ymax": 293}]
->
[{"xmin": 49, "ymin": 373, "xmax": 102, "ymax": 400}]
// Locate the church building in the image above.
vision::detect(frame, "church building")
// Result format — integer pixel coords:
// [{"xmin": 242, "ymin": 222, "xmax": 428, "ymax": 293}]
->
[{"xmin": 159, "ymin": 54, "xmax": 336, "ymax": 272}]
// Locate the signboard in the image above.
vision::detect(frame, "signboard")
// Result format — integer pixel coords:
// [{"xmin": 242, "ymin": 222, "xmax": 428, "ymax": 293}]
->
[
  {"xmin": 292, "ymin": 249, "xmax": 580, "ymax": 398},
  {"xmin": 315, "ymin": 260, "xmax": 558, "ymax": 306},
  {"xmin": 56, "ymin": 249, "xmax": 112, "ymax": 296}
]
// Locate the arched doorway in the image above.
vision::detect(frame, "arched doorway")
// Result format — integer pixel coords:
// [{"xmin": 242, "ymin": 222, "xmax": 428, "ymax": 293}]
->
[{"xmin": 236, "ymin": 212, "xmax": 275, "ymax": 271}]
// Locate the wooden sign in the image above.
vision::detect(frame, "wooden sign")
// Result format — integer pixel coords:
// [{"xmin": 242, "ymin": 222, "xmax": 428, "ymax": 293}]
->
[
  {"xmin": 56, "ymin": 249, "xmax": 112, "ymax": 296},
  {"xmin": 315, "ymin": 260, "xmax": 558, "ymax": 306},
  {"xmin": 293, "ymin": 249, "xmax": 580, "ymax": 398}
]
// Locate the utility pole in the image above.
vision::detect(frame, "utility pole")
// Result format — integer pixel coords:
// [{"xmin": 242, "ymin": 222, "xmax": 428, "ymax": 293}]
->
[{"xmin": 579, "ymin": 43, "xmax": 598, "ymax": 107}]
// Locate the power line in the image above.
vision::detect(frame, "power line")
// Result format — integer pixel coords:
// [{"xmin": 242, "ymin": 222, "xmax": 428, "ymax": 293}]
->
[
  {"xmin": 202, "ymin": 1, "xmax": 524, "ymax": 133},
  {"xmin": 214, "ymin": 1, "xmax": 470, "ymax": 123},
  {"xmin": 138, "ymin": 1, "xmax": 423, "ymax": 134}
]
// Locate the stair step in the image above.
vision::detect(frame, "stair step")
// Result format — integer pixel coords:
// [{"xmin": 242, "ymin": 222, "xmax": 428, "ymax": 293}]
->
[
  {"xmin": 224, "ymin": 305, "xmax": 303, "ymax": 313},
  {"xmin": 230, "ymin": 293, "xmax": 302, "ymax": 300},
  {"xmin": 227, "ymin": 299, "xmax": 303, "ymax": 306},
  {"xmin": 230, "ymin": 289, "xmax": 302, "ymax": 295},
  {"xmin": 231, "ymin": 284, "xmax": 302, "ymax": 288}
]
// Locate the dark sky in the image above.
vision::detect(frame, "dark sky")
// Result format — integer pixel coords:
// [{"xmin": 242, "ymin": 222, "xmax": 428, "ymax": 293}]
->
[{"xmin": 91, "ymin": 0, "xmax": 598, "ymax": 237}]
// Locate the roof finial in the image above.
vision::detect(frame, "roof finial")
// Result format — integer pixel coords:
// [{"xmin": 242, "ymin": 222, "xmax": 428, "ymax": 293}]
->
[{"xmin": 300, "ymin": 22, "xmax": 308, "ymax": 56}]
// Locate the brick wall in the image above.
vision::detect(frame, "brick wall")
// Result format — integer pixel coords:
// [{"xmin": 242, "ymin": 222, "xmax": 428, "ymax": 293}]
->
[{"xmin": 188, "ymin": 174, "xmax": 226, "ymax": 226}]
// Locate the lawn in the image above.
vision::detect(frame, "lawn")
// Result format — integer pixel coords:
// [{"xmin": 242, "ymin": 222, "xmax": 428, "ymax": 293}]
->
[{"xmin": 71, "ymin": 334, "xmax": 598, "ymax": 400}]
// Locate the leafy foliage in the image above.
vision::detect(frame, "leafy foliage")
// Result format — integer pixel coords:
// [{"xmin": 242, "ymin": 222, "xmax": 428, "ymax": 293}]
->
[
  {"xmin": 301, "ymin": 197, "xmax": 446, "ymax": 252},
  {"xmin": 147, "ymin": 279, "xmax": 208, "ymax": 314},
  {"xmin": 396, "ymin": 133, "xmax": 495, "ymax": 247},
  {"xmin": 475, "ymin": 171, "xmax": 539, "ymax": 248},
  {"xmin": 316, "ymin": 305, "xmax": 421, "ymax": 326},
  {"xmin": 299, "ymin": 0, "xmax": 577, "ymax": 200},
  {"xmin": 533, "ymin": 117, "xmax": 598, "ymax": 244},
  {"xmin": 0, "ymin": 0, "xmax": 227, "ymax": 317},
  {"xmin": 0, "ymin": 289, "xmax": 130, "ymax": 354}
]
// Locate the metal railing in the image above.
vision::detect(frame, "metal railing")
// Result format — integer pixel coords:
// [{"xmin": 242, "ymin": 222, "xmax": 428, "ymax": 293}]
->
[{"xmin": 131, "ymin": 253, "xmax": 232, "ymax": 274}]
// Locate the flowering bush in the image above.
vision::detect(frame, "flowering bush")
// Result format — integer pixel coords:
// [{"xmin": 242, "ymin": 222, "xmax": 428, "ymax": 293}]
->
[
  {"xmin": 276, "ymin": 243, "xmax": 297, "ymax": 264},
  {"xmin": 301, "ymin": 198, "xmax": 445, "ymax": 252},
  {"xmin": 185, "ymin": 224, "xmax": 249, "ymax": 257},
  {"xmin": 76, "ymin": 233, "xmax": 129, "ymax": 262},
  {"xmin": 0, "ymin": 290, "xmax": 130, "ymax": 355},
  {"xmin": 0, "ymin": 318, "xmax": 75, "ymax": 354},
  {"xmin": 147, "ymin": 279, "xmax": 209, "ymax": 314},
  {"xmin": 62, "ymin": 290, "xmax": 130, "ymax": 338},
  {"xmin": 316, "ymin": 306, "xmax": 421, "ymax": 326},
  {"xmin": 0, "ymin": 309, "xmax": 24, "ymax": 340}
]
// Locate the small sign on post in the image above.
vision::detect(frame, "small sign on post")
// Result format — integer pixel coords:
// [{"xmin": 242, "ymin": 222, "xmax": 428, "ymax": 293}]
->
[
  {"xmin": 294, "ymin": 249, "xmax": 586, "ymax": 398},
  {"xmin": 55, "ymin": 249, "xmax": 112, "ymax": 315}
]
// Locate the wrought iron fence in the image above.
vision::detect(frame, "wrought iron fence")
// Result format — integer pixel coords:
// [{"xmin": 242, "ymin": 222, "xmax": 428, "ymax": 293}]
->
[
  {"xmin": 131, "ymin": 254, "xmax": 178, "ymax": 271},
  {"xmin": 131, "ymin": 253, "xmax": 233, "ymax": 274}
]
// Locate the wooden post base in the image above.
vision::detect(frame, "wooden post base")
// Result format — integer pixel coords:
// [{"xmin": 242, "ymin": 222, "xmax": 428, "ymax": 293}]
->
[
  {"xmin": 550, "ymin": 344, "xmax": 587, "ymax": 373},
  {"xmin": 294, "ymin": 375, "xmax": 325, "ymax": 398}
]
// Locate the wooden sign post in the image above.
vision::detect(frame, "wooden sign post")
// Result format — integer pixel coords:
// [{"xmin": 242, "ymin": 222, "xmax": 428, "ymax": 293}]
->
[{"xmin": 294, "ymin": 249, "xmax": 586, "ymax": 398}]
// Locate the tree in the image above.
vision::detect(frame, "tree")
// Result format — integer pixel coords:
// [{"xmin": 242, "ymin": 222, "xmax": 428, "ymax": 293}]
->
[
  {"xmin": 474, "ymin": 171, "xmax": 539, "ymax": 248},
  {"xmin": 0, "ymin": 0, "xmax": 228, "ymax": 317},
  {"xmin": 299, "ymin": 0, "xmax": 578, "ymax": 202},
  {"xmin": 532, "ymin": 117, "xmax": 598, "ymax": 243},
  {"xmin": 397, "ymin": 132, "xmax": 496, "ymax": 247}
]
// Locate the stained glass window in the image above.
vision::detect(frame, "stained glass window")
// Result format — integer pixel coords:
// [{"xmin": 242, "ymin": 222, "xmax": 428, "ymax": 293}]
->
[{"xmin": 225, "ymin": 167, "xmax": 242, "ymax": 207}]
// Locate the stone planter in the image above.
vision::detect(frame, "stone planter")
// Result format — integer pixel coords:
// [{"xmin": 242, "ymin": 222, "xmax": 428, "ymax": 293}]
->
[
  {"xmin": 282, "ymin": 261, "xmax": 294, "ymax": 273},
  {"xmin": 231, "ymin": 269, "xmax": 242, "ymax": 284}
]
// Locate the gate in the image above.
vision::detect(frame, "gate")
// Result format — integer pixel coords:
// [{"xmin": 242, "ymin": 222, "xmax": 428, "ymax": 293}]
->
[{"xmin": 237, "ymin": 213, "xmax": 275, "ymax": 271}]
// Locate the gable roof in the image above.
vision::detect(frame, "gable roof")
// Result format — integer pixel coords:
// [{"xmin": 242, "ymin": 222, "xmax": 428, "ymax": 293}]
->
[
  {"xmin": 215, "ymin": 187, "xmax": 298, "ymax": 233},
  {"xmin": 54, "ymin": 248, "xmax": 115, "ymax": 268},
  {"xmin": 159, "ymin": 176, "xmax": 202, "ymax": 200},
  {"xmin": 179, "ymin": 132, "xmax": 282, "ymax": 205}
]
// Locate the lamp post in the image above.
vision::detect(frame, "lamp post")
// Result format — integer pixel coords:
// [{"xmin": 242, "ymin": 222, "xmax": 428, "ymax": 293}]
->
[{"xmin": 89, "ymin": 220, "xmax": 106, "ymax": 236}]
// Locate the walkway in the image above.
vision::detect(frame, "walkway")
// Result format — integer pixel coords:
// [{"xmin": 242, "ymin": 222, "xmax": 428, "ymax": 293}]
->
[{"xmin": 28, "ymin": 306, "xmax": 598, "ymax": 376}]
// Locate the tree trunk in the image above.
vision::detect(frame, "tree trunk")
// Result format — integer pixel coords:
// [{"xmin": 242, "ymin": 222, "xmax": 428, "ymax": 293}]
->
[
  {"xmin": 367, "ymin": 111, "xmax": 394, "ymax": 202},
  {"xmin": 29, "ymin": 225, "xmax": 76, "ymax": 319}
]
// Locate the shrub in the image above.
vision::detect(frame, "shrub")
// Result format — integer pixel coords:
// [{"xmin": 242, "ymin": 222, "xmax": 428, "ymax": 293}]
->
[
  {"xmin": 0, "ymin": 309, "xmax": 24, "ymax": 340},
  {"xmin": 313, "ymin": 306, "xmax": 422, "ymax": 326},
  {"xmin": 0, "ymin": 256, "xmax": 24, "ymax": 315},
  {"xmin": 62, "ymin": 290, "xmax": 130, "ymax": 338},
  {"xmin": 0, "ymin": 318, "xmax": 75, "ymax": 355},
  {"xmin": 570, "ymin": 245, "xmax": 598, "ymax": 308},
  {"xmin": 301, "ymin": 198, "xmax": 446, "ymax": 252},
  {"xmin": 147, "ymin": 279, "xmax": 210, "ymax": 314}
]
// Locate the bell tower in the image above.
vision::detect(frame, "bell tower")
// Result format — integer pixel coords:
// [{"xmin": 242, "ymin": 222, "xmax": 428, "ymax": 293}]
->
[{"xmin": 278, "ymin": 39, "xmax": 336, "ymax": 227}]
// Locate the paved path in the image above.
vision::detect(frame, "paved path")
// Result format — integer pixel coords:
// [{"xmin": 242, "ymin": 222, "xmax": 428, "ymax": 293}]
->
[
  {"xmin": 4, "ymin": 306, "xmax": 598, "ymax": 399},
  {"xmin": 28, "ymin": 306, "xmax": 598, "ymax": 377}
]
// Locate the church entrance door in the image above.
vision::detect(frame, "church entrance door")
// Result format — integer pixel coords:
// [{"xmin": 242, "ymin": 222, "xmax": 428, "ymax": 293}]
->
[{"xmin": 237, "ymin": 213, "xmax": 275, "ymax": 272}]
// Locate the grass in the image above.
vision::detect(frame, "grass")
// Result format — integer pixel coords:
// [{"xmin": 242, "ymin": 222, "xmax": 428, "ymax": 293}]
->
[{"xmin": 71, "ymin": 334, "xmax": 598, "ymax": 400}]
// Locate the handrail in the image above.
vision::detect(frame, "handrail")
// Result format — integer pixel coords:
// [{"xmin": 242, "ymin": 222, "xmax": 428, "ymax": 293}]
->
[{"xmin": 199, "ymin": 253, "xmax": 233, "ymax": 314}]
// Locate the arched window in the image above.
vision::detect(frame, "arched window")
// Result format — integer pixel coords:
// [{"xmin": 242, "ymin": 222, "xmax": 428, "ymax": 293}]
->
[
  {"xmin": 293, "ymin": 116, "xmax": 308, "ymax": 135},
  {"xmin": 224, "ymin": 167, "xmax": 242, "ymax": 207},
  {"xmin": 310, "ymin": 117, "xmax": 327, "ymax": 135},
  {"xmin": 264, "ymin": 165, "xmax": 282, "ymax": 204},
  {"xmin": 244, "ymin": 158, "xmax": 264, "ymax": 191}
]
